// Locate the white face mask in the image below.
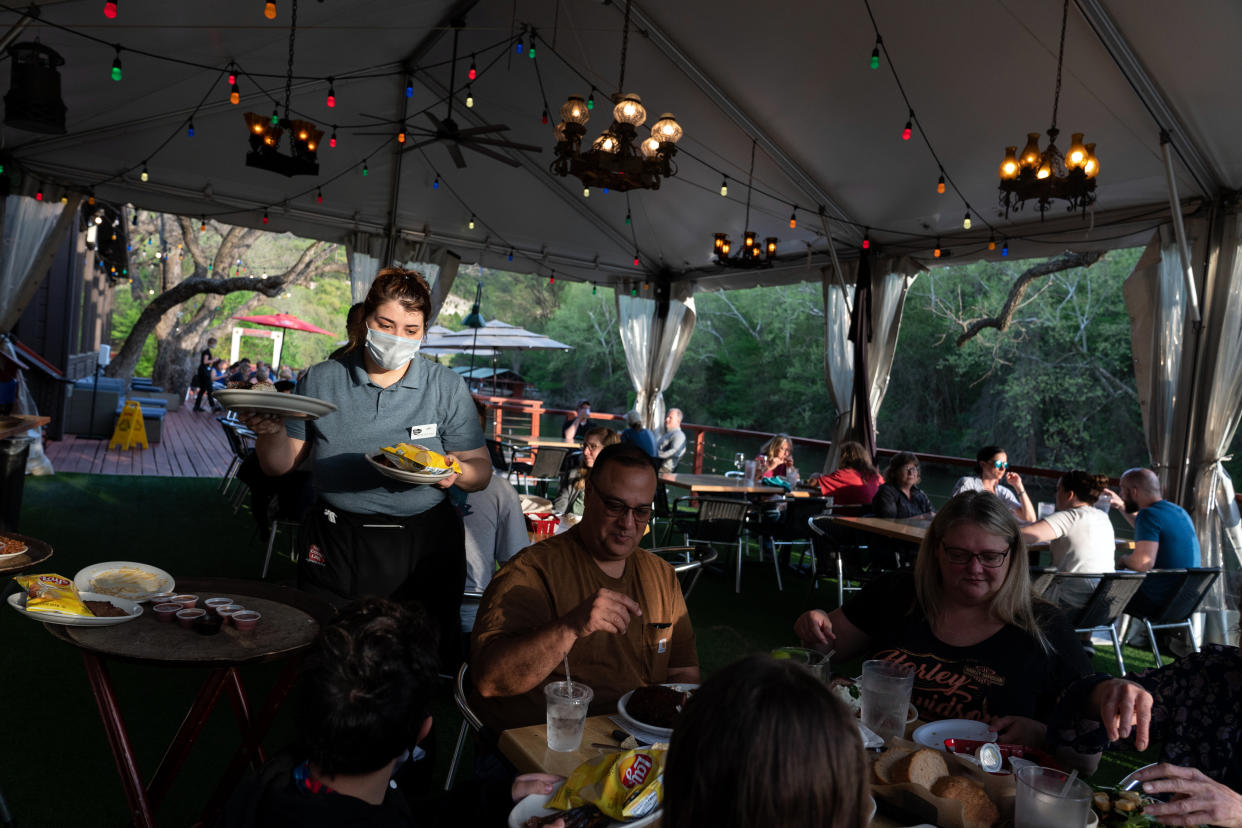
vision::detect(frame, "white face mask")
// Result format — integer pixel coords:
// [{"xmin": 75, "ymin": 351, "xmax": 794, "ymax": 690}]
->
[{"xmin": 365, "ymin": 327, "xmax": 422, "ymax": 371}]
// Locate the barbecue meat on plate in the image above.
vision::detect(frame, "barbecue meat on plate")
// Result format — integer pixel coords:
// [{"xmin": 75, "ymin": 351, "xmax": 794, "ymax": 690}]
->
[{"xmin": 627, "ymin": 685, "xmax": 691, "ymax": 729}]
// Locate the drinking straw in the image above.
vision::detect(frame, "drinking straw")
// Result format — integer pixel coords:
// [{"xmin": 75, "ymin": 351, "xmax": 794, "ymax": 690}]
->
[
  {"xmin": 1059, "ymin": 769, "xmax": 1079, "ymax": 796},
  {"xmin": 564, "ymin": 655, "xmax": 573, "ymax": 691}
]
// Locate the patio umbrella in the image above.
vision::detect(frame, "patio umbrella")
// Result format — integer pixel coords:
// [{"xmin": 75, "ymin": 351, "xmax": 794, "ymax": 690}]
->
[
  {"xmin": 846, "ymin": 254, "xmax": 877, "ymax": 463},
  {"xmin": 232, "ymin": 312, "xmax": 337, "ymax": 370},
  {"xmin": 232, "ymin": 312, "xmax": 336, "ymax": 336},
  {"xmin": 436, "ymin": 319, "xmax": 572, "ymax": 395},
  {"xmin": 419, "ymin": 324, "xmax": 498, "ymax": 357}
]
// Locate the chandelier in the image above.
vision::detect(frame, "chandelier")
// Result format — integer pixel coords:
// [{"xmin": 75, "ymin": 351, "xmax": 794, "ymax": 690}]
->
[
  {"xmin": 550, "ymin": 0, "xmax": 683, "ymax": 192},
  {"xmin": 997, "ymin": 0, "xmax": 1098, "ymax": 219},
  {"xmin": 711, "ymin": 141, "xmax": 777, "ymax": 268},
  {"xmin": 243, "ymin": 0, "xmax": 323, "ymax": 178}
]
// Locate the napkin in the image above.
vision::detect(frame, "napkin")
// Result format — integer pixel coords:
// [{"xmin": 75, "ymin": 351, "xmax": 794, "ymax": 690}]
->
[{"xmin": 760, "ymin": 475, "xmax": 792, "ymax": 492}]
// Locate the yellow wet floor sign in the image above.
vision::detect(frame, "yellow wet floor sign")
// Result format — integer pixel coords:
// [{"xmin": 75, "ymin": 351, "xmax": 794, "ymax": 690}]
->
[{"xmin": 109, "ymin": 400, "xmax": 149, "ymax": 450}]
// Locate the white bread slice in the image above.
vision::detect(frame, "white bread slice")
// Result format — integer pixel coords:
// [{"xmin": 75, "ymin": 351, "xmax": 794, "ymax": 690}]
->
[
  {"xmin": 891, "ymin": 748, "xmax": 949, "ymax": 789},
  {"xmin": 931, "ymin": 775, "xmax": 1000, "ymax": 828},
  {"xmin": 872, "ymin": 746, "xmax": 913, "ymax": 785}
]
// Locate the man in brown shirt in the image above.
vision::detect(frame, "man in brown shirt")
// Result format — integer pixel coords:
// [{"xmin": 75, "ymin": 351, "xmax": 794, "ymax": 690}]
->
[{"xmin": 471, "ymin": 443, "xmax": 699, "ymax": 732}]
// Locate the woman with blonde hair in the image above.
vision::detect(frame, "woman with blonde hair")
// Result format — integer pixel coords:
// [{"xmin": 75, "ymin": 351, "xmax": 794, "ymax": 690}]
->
[
  {"xmin": 755, "ymin": 433, "xmax": 795, "ymax": 478},
  {"xmin": 795, "ymin": 491, "xmax": 1094, "ymax": 755},
  {"xmin": 553, "ymin": 426, "xmax": 620, "ymax": 516},
  {"xmin": 664, "ymin": 655, "xmax": 869, "ymax": 828}
]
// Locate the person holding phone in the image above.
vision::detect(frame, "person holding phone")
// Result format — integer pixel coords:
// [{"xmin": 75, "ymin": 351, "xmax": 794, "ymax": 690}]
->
[{"xmin": 950, "ymin": 445, "xmax": 1036, "ymax": 522}]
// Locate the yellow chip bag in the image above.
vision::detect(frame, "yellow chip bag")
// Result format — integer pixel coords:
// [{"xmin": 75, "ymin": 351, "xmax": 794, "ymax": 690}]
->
[
  {"xmin": 380, "ymin": 443, "xmax": 462, "ymax": 474},
  {"xmin": 546, "ymin": 745, "xmax": 666, "ymax": 821},
  {"xmin": 14, "ymin": 573, "xmax": 93, "ymax": 617}
]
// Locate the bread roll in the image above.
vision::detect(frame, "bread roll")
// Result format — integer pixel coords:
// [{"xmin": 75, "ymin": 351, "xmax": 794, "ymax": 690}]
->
[
  {"xmin": 872, "ymin": 747, "xmax": 912, "ymax": 785},
  {"xmin": 891, "ymin": 748, "xmax": 949, "ymax": 789},
  {"xmin": 930, "ymin": 775, "xmax": 1000, "ymax": 828}
]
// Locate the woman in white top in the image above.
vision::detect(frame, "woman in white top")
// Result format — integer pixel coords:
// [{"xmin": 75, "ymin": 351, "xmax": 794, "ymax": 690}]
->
[
  {"xmin": 951, "ymin": 445, "xmax": 1036, "ymax": 523},
  {"xmin": 1021, "ymin": 470, "xmax": 1116, "ymax": 610}
]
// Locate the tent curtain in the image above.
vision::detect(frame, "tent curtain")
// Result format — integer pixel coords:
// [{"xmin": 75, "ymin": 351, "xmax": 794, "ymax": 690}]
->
[
  {"xmin": 0, "ymin": 196, "xmax": 67, "ymax": 329},
  {"xmin": 1124, "ymin": 213, "xmax": 1242, "ymax": 642},
  {"xmin": 615, "ymin": 282, "xmax": 696, "ymax": 430},
  {"xmin": 347, "ymin": 231, "xmax": 383, "ymax": 304},
  {"xmin": 1184, "ymin": 212, "xmax": 1242, "ymax": 629},
  {"xmin": 821, "ymin": 257, "xmax": 921, "ymax": 470}
]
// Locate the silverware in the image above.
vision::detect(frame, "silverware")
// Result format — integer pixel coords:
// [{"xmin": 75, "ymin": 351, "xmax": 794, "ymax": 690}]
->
[{"xmin": 590, "ymin": 743, "xmax": 625, "ymax": 751}]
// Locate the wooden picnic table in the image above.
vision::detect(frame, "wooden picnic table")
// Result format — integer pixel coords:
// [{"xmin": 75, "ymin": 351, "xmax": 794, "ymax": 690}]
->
[{"xmin": 507, "ymin": 433, "xmax": 581, "ymax": 449}]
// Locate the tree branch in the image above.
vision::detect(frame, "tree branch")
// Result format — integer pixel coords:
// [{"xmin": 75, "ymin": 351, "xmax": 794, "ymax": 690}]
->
[{"xmin": 956, "ymin": 251, "xmax": 1104, "ymax": 346}]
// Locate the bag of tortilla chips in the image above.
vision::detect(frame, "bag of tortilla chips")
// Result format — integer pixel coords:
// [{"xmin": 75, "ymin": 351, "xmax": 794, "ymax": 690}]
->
[
  {"xmin": 546, "ymin": 745, "xmax": 666, "ymax": 820},
  {"xmin": 380, "ymin": 443, "xmax": 462, "ymax": 474},
  {"xmin": 14, "ymin": 573, "xmax": 93, "ymax": 617}
]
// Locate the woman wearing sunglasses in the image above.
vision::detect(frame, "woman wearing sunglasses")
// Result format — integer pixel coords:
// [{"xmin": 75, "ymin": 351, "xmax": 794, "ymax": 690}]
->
[
  {"xmin": 950, "ymin": 445, "xmax": 1036, "ymax": 522},
  {"xmin": 794, "ymin": 491, "xmax": 1095, "ymax": 767}
]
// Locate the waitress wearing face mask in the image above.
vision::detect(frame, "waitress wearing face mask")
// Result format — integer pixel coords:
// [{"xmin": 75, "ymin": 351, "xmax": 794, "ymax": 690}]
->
[{"xmin": 239, "ymin": 268, "xmax": 491, "ymax": 670}]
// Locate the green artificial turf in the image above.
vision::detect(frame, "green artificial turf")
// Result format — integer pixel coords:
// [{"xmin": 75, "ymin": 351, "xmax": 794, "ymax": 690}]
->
[{"xmin": 0, "ymin": 475, "xmax": 1159, "ymax": 825}]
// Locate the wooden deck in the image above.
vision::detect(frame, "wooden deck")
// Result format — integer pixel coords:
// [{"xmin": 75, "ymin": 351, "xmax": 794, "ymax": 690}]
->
[{"xmin": 43, "ymin": 402, "xmax": 233, "ymax": 478}]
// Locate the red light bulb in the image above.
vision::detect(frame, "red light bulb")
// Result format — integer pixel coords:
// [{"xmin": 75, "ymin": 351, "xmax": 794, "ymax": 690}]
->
[
  {"xmin": 901, "ymin": 121, "xmax": 912, "ymax": 141},
  {"xmin": 104, "ymin": 0, "xmax": 117, "ymax": 18}
]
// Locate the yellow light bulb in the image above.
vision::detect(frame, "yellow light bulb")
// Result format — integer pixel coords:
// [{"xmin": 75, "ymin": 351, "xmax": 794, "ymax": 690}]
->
[{"xmin": 1036, "ymin": 163, "xmax": 1051, "ymax": 179}]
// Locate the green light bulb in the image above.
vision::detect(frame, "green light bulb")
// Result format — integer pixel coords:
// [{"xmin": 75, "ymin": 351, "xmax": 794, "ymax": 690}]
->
[
  {"xmin": 870, "ymin": 54, "xmax": 879, "ymax": 69},
  {"xmin": 528, "ymin": 45, "xmax": 536, "ymax": 59},
  {"xmin": 111, "ymin": 63, "xmax": 122, "ymax": 82}
]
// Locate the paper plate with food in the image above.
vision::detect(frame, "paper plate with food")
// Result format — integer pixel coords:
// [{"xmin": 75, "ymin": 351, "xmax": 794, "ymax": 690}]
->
[
  {"xmin": 367, "ymin": 443, "xmax": 459, "ymax": 485},
  {"xmin": 508, "ymin": 746, "xmax": 665, "ymax": 828},
  {"xmin": 74, "ymin": 561, "xmax": 175, "ymax": 602},
  {"xmin": 616, "ymin": 683, "xmax": 698, "ymax": 740},
  {"xmin": 0, "ymin": 533, "xmax": 28, "ymax": 558},
  {"xmin": 8, "ymin": 573, "xmax": 142, "ymax": 626},
  {"xmin": 214, "ymin": 389, "xmax": 337, "ymax": 420}
]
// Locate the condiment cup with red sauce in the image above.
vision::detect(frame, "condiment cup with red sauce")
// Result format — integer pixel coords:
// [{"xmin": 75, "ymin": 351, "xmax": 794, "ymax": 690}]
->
[
  {"xmin": 204, "ymin": 597, "xmax": 233, "ymax": 616},
  {"xmin": 215, "ymin": 604, "xmax": 245, "ymax": 619},
  {"xmin": 193, "ymin": 613, "xmax": 224, "ymax": 635},
  {"xmin": 153, "ymin": 603, "xmax": 181, "ymax": 622},
  {"xmin": 176, "ymin": 607, "xmax": 206, "ymax": 628},
  {"xmin": 231, "ymin": 610, "xmax": 261, "ymax": 631},
  {"xmin": 171, "ymin": 594, "xmax": 199, "ymax": 609}
]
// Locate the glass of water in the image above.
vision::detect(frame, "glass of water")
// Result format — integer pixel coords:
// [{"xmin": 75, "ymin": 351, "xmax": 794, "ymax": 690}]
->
[
  {"xmin": 1015, "ymin": 765, "xmax": 1092, "ymax": 828},
  {"xmin": 734, "ymin": 452, "xmax": 746, "ymax": 472},
  {"xmin": 860, "ymin": 660, "xmax": 915, "ymax": 742},
  {"xmin": 544, "ymin": 680, "xmax": 593, "ymax": 752}
]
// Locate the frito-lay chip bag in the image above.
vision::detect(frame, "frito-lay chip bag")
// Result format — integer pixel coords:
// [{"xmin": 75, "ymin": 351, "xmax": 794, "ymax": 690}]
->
[
  {"xmin": 546, "ymin": 745, "xmax": 667, "ymax": 820},
  {"xmin": 15, "ymin": 573, "xmax": 93, "ymax": 617},
  {"xmin": 380, "ymin": 443, "xmax": 462, "ymax": 474}
]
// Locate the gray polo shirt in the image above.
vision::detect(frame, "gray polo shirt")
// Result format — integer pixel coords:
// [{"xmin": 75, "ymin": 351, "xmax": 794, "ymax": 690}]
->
[{"xmin": 286, "ymin": 351, "xmax": 485, "ymax": 516}]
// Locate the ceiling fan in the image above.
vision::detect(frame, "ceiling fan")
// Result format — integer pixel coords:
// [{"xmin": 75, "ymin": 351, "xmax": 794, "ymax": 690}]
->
[{"xmin": 364, "ymin": 26, "xmax": 541, "ymax": 169}]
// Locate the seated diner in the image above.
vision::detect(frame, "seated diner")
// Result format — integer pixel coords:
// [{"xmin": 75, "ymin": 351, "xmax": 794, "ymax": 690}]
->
[
  {"xmin": 1020, "ymin": 469, "xmax": 1116, "ymax": 610},
  {"xmin": 951, "ymin": 445, "xmax": 1036, "ymax": 522},
  {"xmin": 794, "ymin": 490, "xmax": 1096, "ymax": 768},
  {"xmin": 808, "ymin": 440, "xmax": 883, "ymax": 506}
]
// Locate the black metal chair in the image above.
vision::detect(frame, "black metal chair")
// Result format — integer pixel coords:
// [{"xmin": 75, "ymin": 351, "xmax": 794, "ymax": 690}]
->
[
  {"xmin": 445, "ymin": 661, "xmax": 484, "ymax": 791},
  {"xmin": 1055, "ymin": 571, "xmax": 1146, "ymax": 674},
  {"xmin": 1029, "ymin": 566, "xmax": 1060, "ymax": 598},
  {"xmin": 217, "ymin": 419, "xmax": 253, "ymax": 500},
  {"xmin": 1127, "ymin": 567, "xmax": 1221, "ymax": 667},
  {"xmin": 806, "ymin": 507, "xmax": 870, "ymax": 607},
  {"xmin": 648, "ymin": 545, "xmax": 719, "ymax": 599},
  {"xmin": 756, "ymin": 496, "xmax": 830, "ymax": 577},
  {"xmin": 512, "ymin": 446, "xmax": 570, "ymax": 496},
  {"xmin": 670, "ymin": 496, "xmax": 752, "ymax": 593}
]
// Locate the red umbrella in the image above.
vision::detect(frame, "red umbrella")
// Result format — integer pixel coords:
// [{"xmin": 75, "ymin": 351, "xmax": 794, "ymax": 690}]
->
[{"xmin": 232, "ymin": 313, "xmax": 336, "ymax": 336}]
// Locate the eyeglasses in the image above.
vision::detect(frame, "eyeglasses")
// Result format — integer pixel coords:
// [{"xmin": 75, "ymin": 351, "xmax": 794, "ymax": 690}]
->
[
  {"xmin": 992, "ymin": 460, "xmax": 1008, "ymax": 470},
  {"xmin": 591, "ymin": 488, "xmax": 653, "ymax": 523},
  {"xmin": 941, "ymin": 544, "xmax": 1010, "ymax": 568}
]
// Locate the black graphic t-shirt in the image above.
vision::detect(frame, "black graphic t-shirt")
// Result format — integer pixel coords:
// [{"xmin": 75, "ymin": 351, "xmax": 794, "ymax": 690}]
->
[{"xmin": 843, "ymin": 572, "xmax": 1092, "ymax": 723}]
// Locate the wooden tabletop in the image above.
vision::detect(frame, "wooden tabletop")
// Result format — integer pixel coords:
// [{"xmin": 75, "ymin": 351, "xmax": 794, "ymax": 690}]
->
[
  {"xmin": 0, "ymin": 415, "xmax": 49, "ymax": 441},
  {"xmin": 831, "ymin": 515, "xmax": 932, "ymax": 542},
  {"xmin": 500, "ymin": 714, "xmax": 633, "ymax": 777},
  {"xmin": 660, "ymin": 472, "xmax": 794, "ymax": 496},
  {"xmin": 43, "ymin": 577, "xmax": 331, "ymax": 667},
  {"xmin": 507, "ymin": 434, "xmax": 581, "ymax": 449}
]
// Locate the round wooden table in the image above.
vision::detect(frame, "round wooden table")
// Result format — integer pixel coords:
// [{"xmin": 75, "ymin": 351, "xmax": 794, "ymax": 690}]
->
[{"xmin": 42, "ymin": 577, "xmax": 332, "ymax": 827}]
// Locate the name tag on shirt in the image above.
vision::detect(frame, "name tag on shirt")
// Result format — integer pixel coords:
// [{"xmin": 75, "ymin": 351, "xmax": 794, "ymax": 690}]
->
[{"xmin": 409, "ymin": 423, "xmax": 438, "ymax": 440}]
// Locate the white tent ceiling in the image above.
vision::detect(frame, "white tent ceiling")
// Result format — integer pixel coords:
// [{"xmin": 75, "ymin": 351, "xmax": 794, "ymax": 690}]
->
[{"xmin": 3, "ymin": 0, "xmax": 1237, "ymax": 291}]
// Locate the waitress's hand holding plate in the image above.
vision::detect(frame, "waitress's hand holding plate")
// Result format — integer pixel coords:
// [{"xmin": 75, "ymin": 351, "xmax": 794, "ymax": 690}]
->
[{"xmin": 236, "ymin": 410, "xmax": 285, "ymax": 434}]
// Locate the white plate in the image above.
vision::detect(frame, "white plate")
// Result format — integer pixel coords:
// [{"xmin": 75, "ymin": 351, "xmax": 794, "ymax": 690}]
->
[
  {"xmin": 616, "ymin": 683, "xmax": 699, "ymax": 741},
  {"xmin": 214, "ymin": 389, "xmax": 337, "ymax": 420},
  {"xmin": 0, "ymin": 536, "xmax": 27, "ymax": 558},
  {"xmin": 74, "ymin": 561, "xmax": 175, "ymax": 602},
  {"xmin": 365, "ymin": 452, "xmax": 454, "ymax": 485},
  {"xmin": 507, "ymin": 781, "xmax": 661, "ymax": 828},
  {"xmin": 7, "ymin": 590, "xmax": 143, "ymax": 626},
  {"xmin": 911, "ymin": 719, "xmax": 997, "ymax": 751}
]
